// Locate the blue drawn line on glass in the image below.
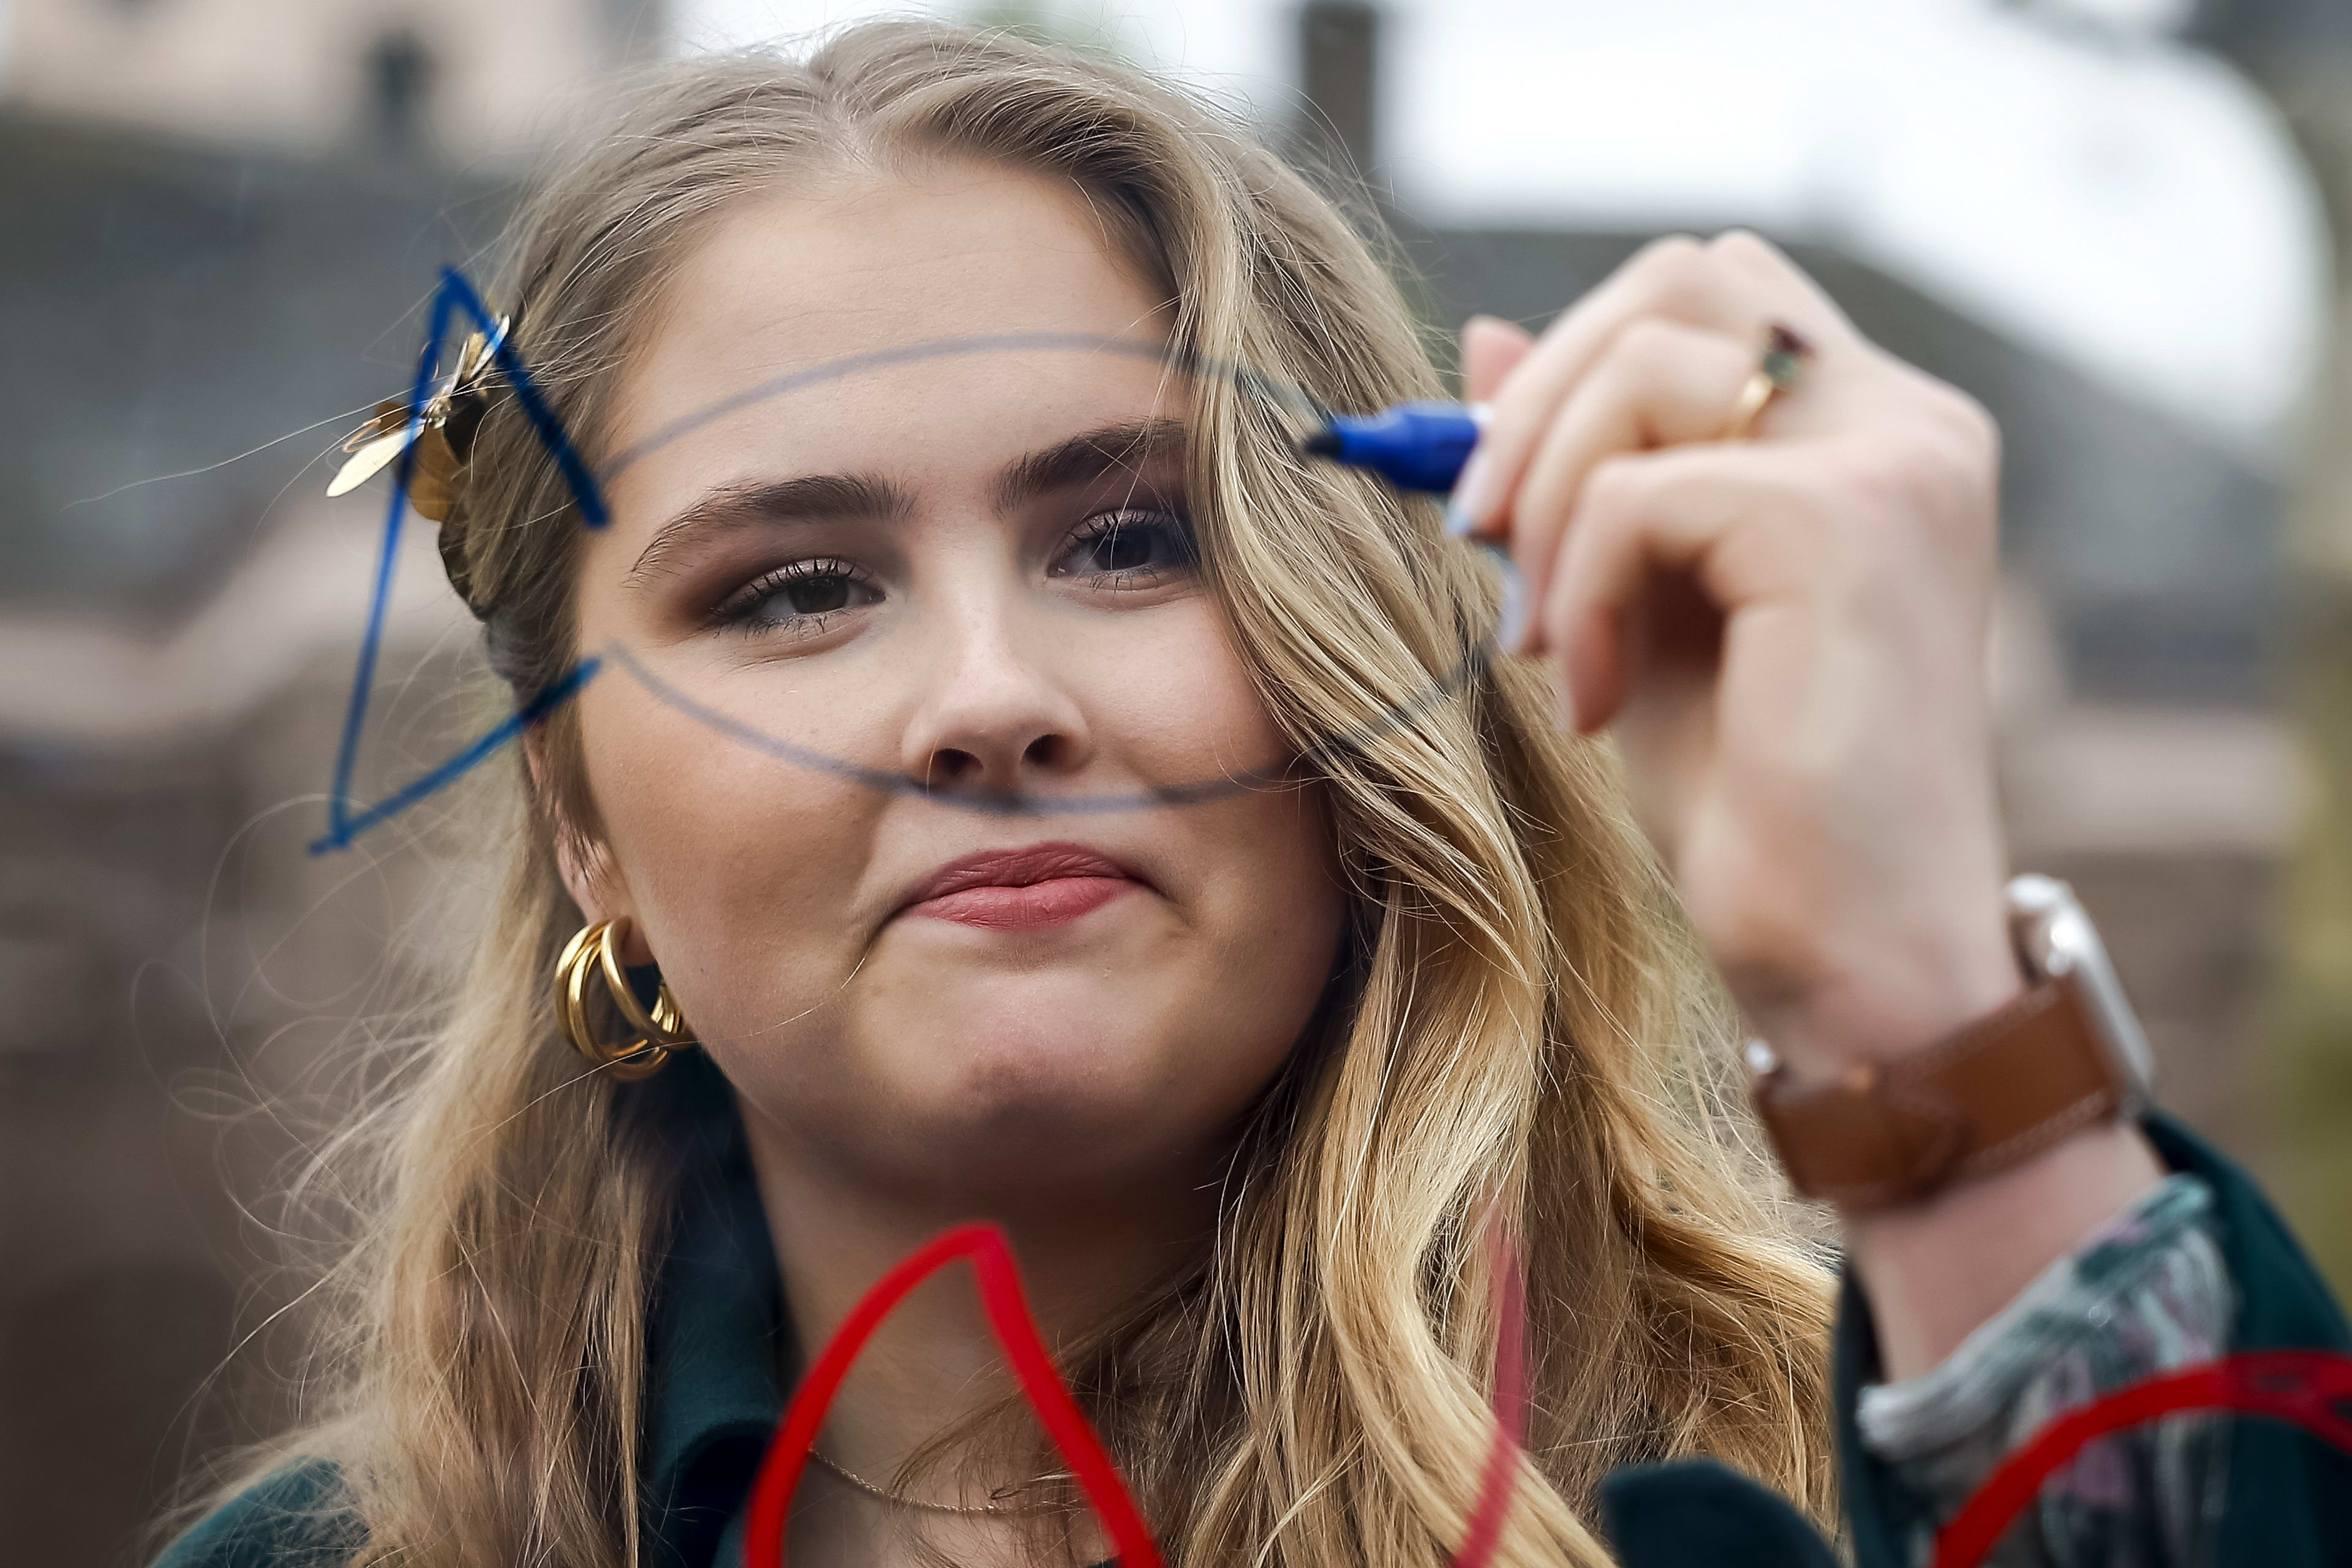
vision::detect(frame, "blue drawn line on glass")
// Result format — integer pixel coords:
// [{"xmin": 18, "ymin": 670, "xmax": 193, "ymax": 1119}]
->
[
  {"xmin": 309, "ymin": 658, "xmax": 602, "ymax": 853},
  {"xmin": 598, "ymin": 632, "xmax": 1491, "ymax": 816},
  {"xmin": 312, "ymin": 269, "xmax": 1491, "ymax": 851},
  {"xmin": 598, "ymin": 641, "xmax": 1293, "ymax": 813},
  {"xmin": 597, "ymin": 332, "xmax": 1325, "ymax": 487},
  {"xmin": 312, "ymin": 267, "xmax": 603, "ymax": 856}
]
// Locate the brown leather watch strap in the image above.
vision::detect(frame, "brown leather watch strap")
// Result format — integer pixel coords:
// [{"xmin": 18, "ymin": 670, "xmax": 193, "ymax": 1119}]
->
[{"xmin": 1747, "ymin": 970, "xmax": 2132, "ymax": 1210}]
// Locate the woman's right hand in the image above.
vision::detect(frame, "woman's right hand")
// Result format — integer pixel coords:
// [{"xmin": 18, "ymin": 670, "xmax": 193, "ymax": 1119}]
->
[
  {"xmin": 1453, "ymin": 230, "xmax": 2019, "ymax": 1084},
  {"xmin": 1453, "ymin": 232, "xmax": 2165, "ymax": 1378}
]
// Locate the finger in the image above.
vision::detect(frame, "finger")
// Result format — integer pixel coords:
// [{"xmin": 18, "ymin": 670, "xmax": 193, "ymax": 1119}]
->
[
  {"xmin": 1460, "ymin": 315, "xmax": 1535, "ymax": 403},
  {"xmin": 1455, "ymin": 236, "xmax": 1728, "ymax": 535},
  {"xmin": 1704, "ymin": 229, "xmax": 1856, "ymax": 343},
  {"xmin": 1459, "ymin": 232, "xmax": 1845, "ymax": 539},
  {"xmin": 1504, "ymin": 318, "xmax": 1754, "ymax": 655},
  {"xmin": 1539, "ymin": 443, "xmax": 1815, "ymax": 731},
  {"xmin": 1453, "ymin": 318, "xmax": 1537, "ymax": 536}
]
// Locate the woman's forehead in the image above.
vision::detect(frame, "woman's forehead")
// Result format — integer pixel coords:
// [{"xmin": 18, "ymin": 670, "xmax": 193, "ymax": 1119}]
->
[
  {"xmin": 615, "ymin": 167, "xmax": 1174, "ymax": 431},
  {"xmin": 592, "ymin": 167, "xmax": 1186, "ymax": 522}
]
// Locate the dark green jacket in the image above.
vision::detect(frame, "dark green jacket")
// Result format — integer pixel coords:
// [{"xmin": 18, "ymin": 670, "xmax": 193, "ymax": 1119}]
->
[
  {"xmin": 156, "ymin": 1114, "xmax": 2351, "ymax": 1568},
  {"xmin": 1602, "ymin": 1112, "xmax": 2352, "ymax": 1567},
  {"xmin": 154, "ymin": 1152, "xmax": 786, "ymax": 1568}
]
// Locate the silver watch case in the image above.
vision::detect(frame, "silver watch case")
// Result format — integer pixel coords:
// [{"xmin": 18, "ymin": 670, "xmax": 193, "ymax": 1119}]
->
[{"xmin": 2006, "ymin": 873, "xmax": 2157, "ymax": 1104}]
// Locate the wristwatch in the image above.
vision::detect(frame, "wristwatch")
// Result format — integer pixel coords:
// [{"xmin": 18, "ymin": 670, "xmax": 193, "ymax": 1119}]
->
[{"xmin": 1745, "ymin": 874, "xmax": 2155, "ymax": 1210}]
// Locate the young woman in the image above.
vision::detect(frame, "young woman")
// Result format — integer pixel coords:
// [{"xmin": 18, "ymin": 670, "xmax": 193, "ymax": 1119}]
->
[{"xmin": 156, "ymin": 20, "xmax": 2346, "ymax": 1568}]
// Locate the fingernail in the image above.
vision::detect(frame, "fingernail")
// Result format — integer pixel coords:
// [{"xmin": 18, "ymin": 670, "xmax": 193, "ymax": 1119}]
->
[
  {"xmin": 1495, "ymin": 556, "xmax": 1528, "ymax": 650},
  {"xmin": 1447, "ymin": 451, "xmax": 1492, "ymax": 538}
]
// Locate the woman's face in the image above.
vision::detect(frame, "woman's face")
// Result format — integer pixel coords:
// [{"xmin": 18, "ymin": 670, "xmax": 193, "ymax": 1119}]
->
[{"xmin": 567, "ymin": 164, "xmax": 1347, "ymax": 1202}]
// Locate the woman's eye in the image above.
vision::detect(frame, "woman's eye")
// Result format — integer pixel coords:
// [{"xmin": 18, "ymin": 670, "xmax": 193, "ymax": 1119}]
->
[
  {"xmin": 778, "ymin": 574, "xmax": 853, "ymax": 614},
  {"xmin": 713, "ymin": 561, "xmax": 880, "ymax": 634},
  {"xmin": 1057, "ymin": 507, "xmax": 1196, "ymax": 584}
]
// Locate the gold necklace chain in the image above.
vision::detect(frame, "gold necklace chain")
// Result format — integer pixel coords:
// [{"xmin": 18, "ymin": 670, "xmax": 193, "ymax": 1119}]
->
[{"xmin": 807, "ymin": 1448, "xmax": 1064, "ymax": 1518}]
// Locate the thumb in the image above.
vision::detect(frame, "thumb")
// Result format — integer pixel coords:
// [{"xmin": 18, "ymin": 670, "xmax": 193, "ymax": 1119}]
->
[{"xmin": 1460, "ymin": 315, "xmax": 1535, "ymax": 403}]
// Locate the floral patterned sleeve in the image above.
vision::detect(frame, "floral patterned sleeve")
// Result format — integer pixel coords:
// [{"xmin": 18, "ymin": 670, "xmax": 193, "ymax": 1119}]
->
[{"xmin": 1854, "ymin": 1174, "xmax": 2234, "ymax": 1568}]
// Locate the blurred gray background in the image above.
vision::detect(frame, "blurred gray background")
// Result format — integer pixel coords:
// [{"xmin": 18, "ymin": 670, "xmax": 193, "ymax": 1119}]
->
[{"xmin": 6, "ymin": 0, "xmax": 2352, "ymax": 1562}]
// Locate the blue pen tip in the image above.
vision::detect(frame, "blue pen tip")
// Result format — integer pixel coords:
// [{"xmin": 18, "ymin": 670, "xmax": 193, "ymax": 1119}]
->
[{"xmin": 1298, "ymin": 402, "xmax": 1482, "ymax": 496}]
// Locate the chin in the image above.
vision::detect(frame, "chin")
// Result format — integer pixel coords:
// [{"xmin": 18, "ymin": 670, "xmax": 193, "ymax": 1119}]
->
[{"xmin": 854, "ymin": 973, "xmax": 1276, "ymax": 1186}]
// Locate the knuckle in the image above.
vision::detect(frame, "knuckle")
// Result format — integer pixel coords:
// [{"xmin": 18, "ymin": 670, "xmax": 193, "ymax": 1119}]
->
[
  {"xmin": 1821, "ymin": 424, "xmax": 1994, "ymax": 553},
  {"xmin": 1579, "ymin": 452, "xmax": 1651, "ymax": 520},
  {"xmin": 1887, "ymin": 364, "xmax": 1999, "ymax": 463},
  {"xmin": 1706, "ymin": 227, "xmax": 1782, "ymax": 272},
  {"xmin": 1939, "ymin": 385, "xmax": 2002, "ymax": 469},
  {"xmin": 1630, "ymin": 235, "xmax": 1713, "ymax": 304},
  {"xmin": 1905, "ymin": 409, "xmax": 1998, "ymax": 507},
  {"xmin": 1634, "ymin": 233, "xmax": 1707, "ymax": 274},
  {"xmin": 1610, "ymin": 314, "xmax": 1687, "ymax": 371}
]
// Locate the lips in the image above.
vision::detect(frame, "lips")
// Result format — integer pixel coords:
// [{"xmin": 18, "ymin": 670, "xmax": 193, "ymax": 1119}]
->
[{"xmin": 898, "ymin": 842, "xmax": 1146, "ymax": 930}]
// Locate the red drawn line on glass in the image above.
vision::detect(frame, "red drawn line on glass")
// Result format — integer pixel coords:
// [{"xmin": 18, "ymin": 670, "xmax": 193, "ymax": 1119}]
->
[
  {"xmin": 740, "ymin": 1217, "xmax": 1537, "ymax": 1568},
  {"xmin": 739, "ymin": 1223, "xmax": 1163, "ymax": 1568},
  {"xmin": 1931, "ymin": 1348, "xmax": 2352, "ymax": 1568}
]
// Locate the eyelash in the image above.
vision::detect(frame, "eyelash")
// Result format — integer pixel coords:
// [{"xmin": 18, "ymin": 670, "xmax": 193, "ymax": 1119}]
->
[
  {"xmin": 1054, "ymin": 504, "xmax": 1197, "ymax": 589},
  {"xmin": 705, "ymin": 504, "xmax": 1197, "ymax": 638},
  {"xmin": 709, "ymin": 557, "xmax": 876, "ymax": 638}
]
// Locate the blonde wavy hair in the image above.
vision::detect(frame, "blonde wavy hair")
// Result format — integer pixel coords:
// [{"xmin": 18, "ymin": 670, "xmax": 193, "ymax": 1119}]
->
[{"xmin": 209, "ymin": 20, "xmax": 1834, "ymax": 1568}]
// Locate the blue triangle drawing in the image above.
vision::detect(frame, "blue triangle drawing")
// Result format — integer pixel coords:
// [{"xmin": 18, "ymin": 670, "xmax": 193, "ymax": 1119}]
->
[{"xmin": 311, "ymin": 266, "xmax": 605, "ymax": 854}]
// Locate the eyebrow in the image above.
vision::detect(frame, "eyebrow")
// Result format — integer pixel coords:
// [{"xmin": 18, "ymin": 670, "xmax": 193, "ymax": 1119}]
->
[
  {"xmin": 627, "ymin": 473, "xmax": 910, "ymax": 587},
  {"xmin": 625, "ymin": 418, "xmax": 1191, "ymax": 589},
  {"xmin": 992, "ymin": 418, "xmax": 1189, "ymax": 510}
]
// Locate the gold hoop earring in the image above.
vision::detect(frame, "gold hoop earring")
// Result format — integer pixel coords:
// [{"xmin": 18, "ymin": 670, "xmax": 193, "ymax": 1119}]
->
[{"xmin": 554, "ymin": 917, "xmax": 695, "ymax": 1081}]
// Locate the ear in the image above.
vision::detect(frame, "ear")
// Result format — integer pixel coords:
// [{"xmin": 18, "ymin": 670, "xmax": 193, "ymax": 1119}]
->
[{"xmin": 525, "ymin": 728, "xmax": 647, "ymax": 958}]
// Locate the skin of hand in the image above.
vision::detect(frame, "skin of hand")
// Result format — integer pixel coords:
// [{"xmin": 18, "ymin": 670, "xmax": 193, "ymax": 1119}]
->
[{"xmin": 1454, "ymin": 231, "xmax": 2163, "ymax": 1379}]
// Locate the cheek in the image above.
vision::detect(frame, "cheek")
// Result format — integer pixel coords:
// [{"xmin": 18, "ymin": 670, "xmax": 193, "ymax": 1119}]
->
[
  {"xmin": 1183, "ymin": 783, "xmax": 1349, "ymax": 1103},
  {"xmin": 1089, "ymin": 606, "xmax": 1347, "ymax": 1079},
  {"xmin": 1070, "ymin": 596, "xmax": 1296, "ymax": 790},
  {"xmin": 573, "ymin": 675, "xmax": 882, "ymax": 1028}
]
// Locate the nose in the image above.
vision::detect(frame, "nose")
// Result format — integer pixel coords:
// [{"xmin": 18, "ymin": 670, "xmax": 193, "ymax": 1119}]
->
[{"xmin": 899, "ymin": 592, "xmax": 1093, "ymax": 797}]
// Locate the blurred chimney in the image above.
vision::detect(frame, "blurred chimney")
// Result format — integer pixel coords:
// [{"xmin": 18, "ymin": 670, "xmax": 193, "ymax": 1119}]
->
[
  {"xmin": 363, "ymin": 28, "xmax": 437, "ymax": 156},
  {"xmin": 1294, "ymin": 2, "xmax": 1382, "ymax": 189}
]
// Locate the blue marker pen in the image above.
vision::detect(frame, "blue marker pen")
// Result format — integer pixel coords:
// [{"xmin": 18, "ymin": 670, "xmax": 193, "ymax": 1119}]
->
[
  {"xmin": 1299, "ymin": 401, "xmax": 1525, "ymax": 645},
  {"xmin": 1298, "ymin": 401, "xmax": 1485, "ymax": 497}
]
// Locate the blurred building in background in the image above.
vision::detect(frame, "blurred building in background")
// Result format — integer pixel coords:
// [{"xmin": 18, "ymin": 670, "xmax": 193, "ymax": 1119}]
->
[
  {"xmin": 2198, "ymin": 0, "xmax": 2352, "ymax": 1341},
  {"xmin": 1, "ymin": 1, "xmax": 2343, "ymax": 1562},
  {"xmin": 0, "ymin": 4, "xmax": 650, "ymax": 1562},
  {"xmin": 3, "ymin": 0, "xmax": 647, "ymax": 157}
]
